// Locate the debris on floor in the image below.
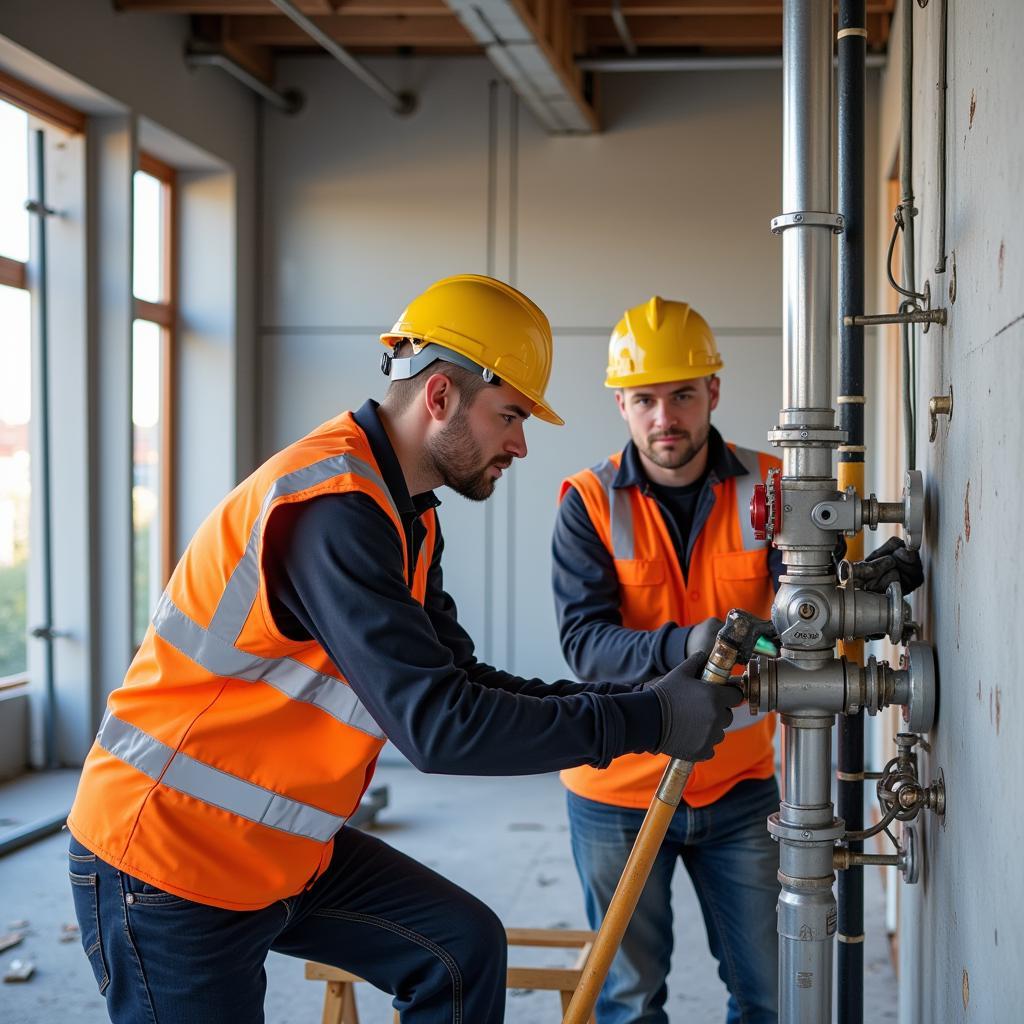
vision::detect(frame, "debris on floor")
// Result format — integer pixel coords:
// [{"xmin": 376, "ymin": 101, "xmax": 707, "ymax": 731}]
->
[
  {"xmin": 4, "ymin": 958, "xmax": 36, "ymax": 983},
  {"xmin": 0, "ymin": 932, "xmax": 24, "ymax": 953},
  {"xmin": 59, "ymin": 923, "xmax": 80, "ymax": 943}
]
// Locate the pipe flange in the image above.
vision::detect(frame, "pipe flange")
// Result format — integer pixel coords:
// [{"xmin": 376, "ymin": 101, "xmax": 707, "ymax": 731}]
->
[
  {"xmin": 771, "ymin": 211, "xmax": 846, "ymax": 234},
  {"xmin": 901, "ymin": 824, "xmax": 920, "ymax": 884},
  {"xmin": 903, "ymin": 470, "xmax": 925, "ymax": 550},
  {"xmin": 767, "ymin": 426, "xmax": 848, "ymax": 447},
  {"xmin": 900, "ymin": 641, "xmax": 936, "ymax": 733},
  {"xmin": 767, "ymin": 813, "xmax": 846, "ymax": 845}
]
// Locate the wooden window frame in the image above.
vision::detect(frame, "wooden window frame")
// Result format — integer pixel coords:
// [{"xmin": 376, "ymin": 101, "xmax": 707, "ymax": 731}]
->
[
  {"xmin": 133, "ymin": 151, "xmax": 178, "ymax": 588},
  {"xmin": 0, "ymin": 69, "xmax": 85, "ymax": 135}
]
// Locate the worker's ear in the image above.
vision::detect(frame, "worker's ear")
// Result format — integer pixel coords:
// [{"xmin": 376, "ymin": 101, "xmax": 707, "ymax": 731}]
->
[
  {"xmin": 708, "ymin": 375, "xmax": 721, "ymax": 412},
  {"xmin": 614, "ymin": 388, "xmax": 627, "ymax": 421},
  {"xmin": 422, "ymin": 372, "xmax": 457, "ymax": 423}
]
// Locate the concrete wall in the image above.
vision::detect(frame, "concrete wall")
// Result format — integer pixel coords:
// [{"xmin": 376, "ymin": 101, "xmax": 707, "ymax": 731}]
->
[
  {"xmin": 262, "ymin": 56, "xmax": 797, "ymax": 678},
  {"xmin": 871, "ymin": 3, "xmax": 1024, "ymax": 1021}
]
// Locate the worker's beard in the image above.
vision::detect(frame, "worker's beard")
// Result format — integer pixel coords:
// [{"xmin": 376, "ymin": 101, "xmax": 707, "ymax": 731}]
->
[
  {"xmin": 427, "ymin": 405, "xmax": 511, "ymax": 502},
  {"xmin": 641, "ymin": 418, "xmax": 711, "ymax": 470}
]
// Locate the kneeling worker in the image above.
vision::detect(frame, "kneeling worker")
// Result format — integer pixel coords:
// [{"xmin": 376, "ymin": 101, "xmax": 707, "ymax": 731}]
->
[
  {"xmin": 65, "ymin": 276, "xmax": 741, "ymax": 1024},
  {"xmin": 553, "ymin": 298, "xmax": 782, "ymax": 1024}
]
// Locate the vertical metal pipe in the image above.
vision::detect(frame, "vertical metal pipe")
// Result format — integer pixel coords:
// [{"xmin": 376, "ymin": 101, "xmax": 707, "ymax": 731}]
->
[
  {"xmin": 31, "ymin": 129, "xmax": 58, "ymax": 769},
  {"xmin": 776, "ymin": 714, "xmax": 838, "ymax": 1024},
  {"xmin": 781, "ymin": 0, "xmax": 833, "ymax": 422},
  {"xmin": 837, "ymin": 1, "xmax": 866, "ymax": 1020},
  {"xmin": 774, "ymin": 4, "xmax": 840, "ymax": 1020},
  {"xmin": 933, "ymin": 0, "xmax": 949, "ymax": 275},
  {"xmin": 900, "ymin": 0, "xmax": 918, "ymax": 471}
]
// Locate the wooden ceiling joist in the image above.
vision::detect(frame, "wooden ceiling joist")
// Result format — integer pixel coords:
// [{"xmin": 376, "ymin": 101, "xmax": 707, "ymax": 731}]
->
[
  {"xmin": 226, "ymin": 12, "xmax": 476, "ymax": 47},
  {"xmin": 118, "ymin": 0, "xmax": 450, "ymax": 14}
]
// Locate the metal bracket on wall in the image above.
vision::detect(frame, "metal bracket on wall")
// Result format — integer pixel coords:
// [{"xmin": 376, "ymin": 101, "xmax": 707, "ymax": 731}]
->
[{"xmin": 928, "ymin": 386, "xmax": 954, "ymax": 442}]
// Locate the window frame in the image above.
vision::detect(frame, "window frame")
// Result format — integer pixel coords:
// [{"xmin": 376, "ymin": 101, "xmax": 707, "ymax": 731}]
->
[
  {"xmin": 0, "ymin": 73, "xmax": 83, "ymax": 689},
  {"xmin": 133, "ymin": 150, "xmax": 178, "ymax": 598}
]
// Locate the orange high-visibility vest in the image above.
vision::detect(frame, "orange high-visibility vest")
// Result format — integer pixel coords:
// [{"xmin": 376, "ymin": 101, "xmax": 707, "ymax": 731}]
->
[
  {"xmin": 560, "ymin": 445, "xmax": 779, "ymax": 809},
  {"xmin": 68, "ymin": 412, "xmax": 435, "ymax": 910}
]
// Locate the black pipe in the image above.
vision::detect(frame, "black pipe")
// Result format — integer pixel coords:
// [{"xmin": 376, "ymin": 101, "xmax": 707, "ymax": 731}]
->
[
  {"xmin": 837, "ymin": 3, "xmax": 866, "ymax": 1022},
  {"xmin": 30, "ymin": 129, "xmax": 59, "ymax": 770}
]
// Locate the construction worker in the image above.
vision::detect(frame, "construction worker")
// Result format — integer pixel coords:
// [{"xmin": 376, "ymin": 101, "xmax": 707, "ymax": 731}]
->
[
  {"xmin": 552, "ymin": 298, "xmax": 783, "ymax": 1024},
  {"xmin": 65, "ymin": 276, "xmax": 742, "ymax": 1024}
]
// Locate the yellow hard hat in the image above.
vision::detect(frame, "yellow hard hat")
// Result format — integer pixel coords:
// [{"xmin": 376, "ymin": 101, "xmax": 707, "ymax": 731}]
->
[
  {"xmin": 605, "ymin": 297, "xmax": 723, "ymax": 388},
  {"xmin": 381, "ymin": 274, "xmax": 563, "ymax": 425}
]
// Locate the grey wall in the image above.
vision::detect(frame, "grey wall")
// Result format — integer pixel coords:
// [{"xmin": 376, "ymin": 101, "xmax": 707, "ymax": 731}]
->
[
  {"xmin": 871, "ymin": 3, "xmax": 1024, "ymax": 1021},
  {"xmin": 262, "ymin": 57, "xmax": 792, "ymax": 677}
]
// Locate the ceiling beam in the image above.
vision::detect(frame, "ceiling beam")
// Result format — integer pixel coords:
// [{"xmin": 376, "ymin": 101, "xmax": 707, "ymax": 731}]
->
[
  {"xmin": 227, "ymin": 13, "xmax": 477, "ymax": 47},
  {"xmin": 116, "ymin": 0, "xmax": 451, "ymax": 14},
  {"xmin": 192, "ymin": 14, "xmax": 276, "ymax": 79}
]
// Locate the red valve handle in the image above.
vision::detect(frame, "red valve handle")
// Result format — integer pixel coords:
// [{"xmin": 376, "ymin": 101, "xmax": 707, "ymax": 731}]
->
[{"xmin": 750, "ymin": 484, "xmax": 768, "ymax": 541}]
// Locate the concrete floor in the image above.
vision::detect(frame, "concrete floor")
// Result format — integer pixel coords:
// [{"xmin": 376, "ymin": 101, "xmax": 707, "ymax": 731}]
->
[{"xmin": 0, "ymin": 765, "xmax": 897, "ymax": 1023}]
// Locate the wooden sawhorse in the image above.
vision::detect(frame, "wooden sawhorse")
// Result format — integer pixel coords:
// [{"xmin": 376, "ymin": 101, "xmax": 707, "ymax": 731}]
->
[{"xmin": 306, "ymin": 927, "xmax": 596, "ymax": 1023}]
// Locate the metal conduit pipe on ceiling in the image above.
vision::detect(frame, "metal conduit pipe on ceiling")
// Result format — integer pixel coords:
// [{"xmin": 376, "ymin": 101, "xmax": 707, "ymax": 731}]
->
[
  {"xmin": 184, "ymin": 45, "xmax": 303, "ymax": 114},
  {"xmin": 268, "ymin": 0, "xmax": 416, "ymax": 115}
]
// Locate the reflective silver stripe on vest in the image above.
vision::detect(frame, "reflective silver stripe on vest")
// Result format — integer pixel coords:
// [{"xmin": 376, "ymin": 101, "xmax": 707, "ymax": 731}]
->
[
  {"xmin": 153, "ymin": 593, "xmax": 384, "ymax": 740},
  {"xmin": 210, "ymin": 453, "xmax": 399, "ymax": 643},
  {"xmin": 97, "ymin": 712, "xmax": 346, "ymax": 843},
  {"xmin": 730, "ymin": 446, "xmax": 764, "ymax": 552},
  {"xmin": 592, "ymin": 459, "xmax": 635, "ymax": 560}
]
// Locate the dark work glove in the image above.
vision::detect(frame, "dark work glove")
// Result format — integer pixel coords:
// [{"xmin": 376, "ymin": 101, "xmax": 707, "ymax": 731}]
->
[
  {"xmin": 850, "ymin": 537, "xmax": 924, "ymax": 596},
  {"xmin": 684, "ymin": 616, "xmax": 725, "ymax": 658},
  {"xmin": 645, "ymin": 651, "xmax": 743, "ymax": 762}
]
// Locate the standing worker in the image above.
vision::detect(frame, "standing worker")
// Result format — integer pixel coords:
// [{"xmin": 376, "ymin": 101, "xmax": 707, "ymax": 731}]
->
[
  {"xmin": 65, "ymin": 276, "xmax": 743, "ymax": 1024},
  {"xmin": 553, "ymin": 297, "xmax": 782, "ymax": 1024}
]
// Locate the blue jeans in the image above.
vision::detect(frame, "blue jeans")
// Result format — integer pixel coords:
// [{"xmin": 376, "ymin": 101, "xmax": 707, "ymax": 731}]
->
[
  {"xmin": 68, "ymin": 828, "xmax": 506, "ymax": 1023},
  {"xmin": 567, "ymin": 776, "xmax": 780, "ymax": 1024}
]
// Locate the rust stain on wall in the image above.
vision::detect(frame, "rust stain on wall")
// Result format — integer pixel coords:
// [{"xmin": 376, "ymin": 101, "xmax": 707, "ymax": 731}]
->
[
  {"xmin": 995, "ymin": 686, "xmax": 1002, "ymax": 735},
  {"xmin": 963, "ymin": 968, "xmax": 970, "ymax": 1009},
  {"xmin": 964, "ymin": 481, "xmax": 972, "ymax": 542},
  {"xmin": 969, "ymin": 89, "xmax": 977, "ymax": 128},
  {"xmin": 999, "ymin": 240, "xmax": 1006, "ymax": 290}
]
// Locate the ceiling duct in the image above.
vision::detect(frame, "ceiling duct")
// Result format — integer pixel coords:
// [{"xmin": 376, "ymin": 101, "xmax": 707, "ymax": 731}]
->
[{"xmin": 445, "ymin": 0, "xmax": 597, "ymax": 134}]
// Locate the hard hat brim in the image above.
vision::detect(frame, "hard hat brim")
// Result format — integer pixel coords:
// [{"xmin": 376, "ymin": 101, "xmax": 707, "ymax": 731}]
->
[{"xmin": 605, "ymin": 361, "xmax": 723, "ymax": 389}]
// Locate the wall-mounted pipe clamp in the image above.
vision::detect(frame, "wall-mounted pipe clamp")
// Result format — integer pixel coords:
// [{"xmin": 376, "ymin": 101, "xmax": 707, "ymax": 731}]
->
[{"xmin": 770, "ymin": 211, "xmax": 846, "ymax": 234}]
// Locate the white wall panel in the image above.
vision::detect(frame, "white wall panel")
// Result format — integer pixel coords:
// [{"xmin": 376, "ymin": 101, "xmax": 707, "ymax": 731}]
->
[
  {"xmin": 263, "ymin": 57, "xmax": 496, "ymax": 330},
  {"xmin": 516, "ymin": 70, "xmax": 784, "ymax": 331}
]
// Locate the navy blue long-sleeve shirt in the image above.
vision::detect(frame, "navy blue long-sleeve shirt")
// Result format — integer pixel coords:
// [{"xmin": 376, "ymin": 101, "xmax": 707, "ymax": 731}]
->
[
  {"xmin": 552, "ymin": 430, "xmax": 785, "ymax": 685},
  {"xmin": 261, "ymin": 400, "xmax": 661, "ymax": 776}
]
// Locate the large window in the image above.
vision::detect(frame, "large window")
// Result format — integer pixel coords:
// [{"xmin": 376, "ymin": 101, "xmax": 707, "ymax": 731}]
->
[
  {"xmin": 0, "ymin": 98, "xmax": 32, "ymax": 682},
  {"xmin": 132, "ymin": 154, "xmax": 176, "ymax": 647}
]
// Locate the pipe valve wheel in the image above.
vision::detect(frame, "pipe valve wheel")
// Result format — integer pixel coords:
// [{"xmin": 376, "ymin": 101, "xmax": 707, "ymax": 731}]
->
[{"xmin": 751, "ymin": 466, "xmax": 783, "ymax": 541}]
